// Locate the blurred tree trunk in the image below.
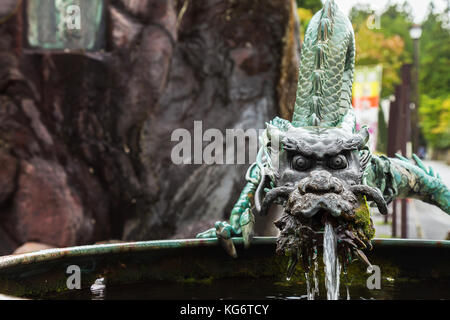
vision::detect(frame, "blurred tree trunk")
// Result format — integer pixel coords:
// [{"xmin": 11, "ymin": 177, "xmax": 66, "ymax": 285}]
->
[{"xmin": 0, "ymin": 0, "xmax": 300, "ymax": 255}]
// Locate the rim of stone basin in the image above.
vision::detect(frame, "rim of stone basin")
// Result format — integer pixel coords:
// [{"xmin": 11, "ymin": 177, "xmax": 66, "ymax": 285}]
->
[{"xmin": 0, "ymin": 237, "xmax": 449, "ymax": 270}]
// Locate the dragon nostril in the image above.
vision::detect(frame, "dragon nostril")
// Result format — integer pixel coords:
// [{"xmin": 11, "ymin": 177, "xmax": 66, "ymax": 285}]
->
[{"xmin": 298, "ymin": 170, "xmax": 344, "ymax": 194}]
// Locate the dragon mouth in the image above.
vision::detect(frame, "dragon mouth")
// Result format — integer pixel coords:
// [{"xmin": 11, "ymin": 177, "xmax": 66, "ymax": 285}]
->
[{"xmin": 260, "ymin": 179, "xmax": 387, "ymax": 275}]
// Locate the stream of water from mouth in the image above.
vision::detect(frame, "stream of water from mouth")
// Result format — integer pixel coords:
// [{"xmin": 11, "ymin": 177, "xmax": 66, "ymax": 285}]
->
[{"xmin": 323, "ymin": 221, "xmax": 341, "ymax": 300}]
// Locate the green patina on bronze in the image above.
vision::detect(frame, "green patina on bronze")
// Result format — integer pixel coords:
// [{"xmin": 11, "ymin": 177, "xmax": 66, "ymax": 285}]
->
[
  {"xmin": 365, "ymin": 154, "xmax": 450, "ymax": 213},
  {"xmin": 292, "ymin": 0, "xmax": 355, "ymax": 129},
  {"xmin": 196, "ymin": 0, "xmax": 450, "ymax": 277}
]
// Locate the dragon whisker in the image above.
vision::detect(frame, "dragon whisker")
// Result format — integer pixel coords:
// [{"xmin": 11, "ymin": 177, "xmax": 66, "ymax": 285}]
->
[
  {"xmin": 349, "ymin": 185, "xmax": 388, "ymax": 215},
  {"xmin": 259, "ymin": 186, "xmax": 295, "ymax": 216}
]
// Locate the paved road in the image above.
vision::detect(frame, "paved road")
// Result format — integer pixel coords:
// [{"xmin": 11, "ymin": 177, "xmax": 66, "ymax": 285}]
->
[{"xmin": 373, "ymin": 160, "xmax": 450, "ymax": 240}]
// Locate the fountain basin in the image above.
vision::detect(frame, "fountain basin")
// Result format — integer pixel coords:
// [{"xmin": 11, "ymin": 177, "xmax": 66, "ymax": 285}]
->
[{"xmin": 0, "ymin": 237, "xmax": 449, "ymax": 299}]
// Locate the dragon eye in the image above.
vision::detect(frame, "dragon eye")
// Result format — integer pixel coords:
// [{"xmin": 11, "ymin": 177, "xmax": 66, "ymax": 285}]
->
[
  {"xmin": 328, "ymin": 155, "xmax": 348, "ymax": 170},
  {"xmin": 292, "ymin": 155, "xmax": 311, "ymax": 171}
]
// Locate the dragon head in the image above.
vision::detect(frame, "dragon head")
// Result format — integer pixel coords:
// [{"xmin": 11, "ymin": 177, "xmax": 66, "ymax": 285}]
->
[{"xmin": 254, "ymin": 118, "xmax": 387, "ymax": 274}]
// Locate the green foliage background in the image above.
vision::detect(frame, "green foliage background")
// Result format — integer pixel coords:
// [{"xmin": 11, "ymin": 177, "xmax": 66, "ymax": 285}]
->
[
  {"xmin": 296, "ymin": 0, "xmax": 322, "ymax": 13},
  {"xmin": 419, "ymin": 5, "xmax": 450, "ymax": 150},
  {"xmin": 420, "ymin": 95, "xmax": 450, "ymax": 149}
]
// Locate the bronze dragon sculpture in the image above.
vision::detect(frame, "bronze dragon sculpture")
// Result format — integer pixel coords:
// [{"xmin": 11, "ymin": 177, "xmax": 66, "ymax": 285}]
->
[{"xmin": 197, "ymin": 0, "xmax": 450, "ymax": 282}]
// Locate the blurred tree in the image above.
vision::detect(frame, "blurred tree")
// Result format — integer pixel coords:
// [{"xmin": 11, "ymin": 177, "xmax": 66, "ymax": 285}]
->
[
  {"xmin": 297, "ymin": 8, "xmax": 313, "ymax": 41},
  {"xmin": 349, "ymin": 3, "xmax": 373, "ymax": 29},
  {"xmin": 419, "ymin": 95, "xmax": 450, "ymax": 150},
  {"xmin": 349, "ymin": 3, "xmax": 411, "ymax": 154},
  {"xmin": 296, "ymin": 0, "xmax": 322, "ymax": 40},
  {"xmin": 350, "ymin": 3, "xmax": 412, "ymax": 98},
  {"xmin": 418, "ymin": 4, "xmax": 450, "ymax": 152},
  {"xmin": 378, "ymin": 2, "xmax": 414, "ymax": 63},
  {"xmin": 420, "ymin": 3, "xmax": 450, "ymax": 98},
  {"xmin": 354, "ymin": 24, "xmax": 404, "ymax": 99},
  {"xmin": 296, "ymin": 0, "xmax": 322, "ymax": 12}
]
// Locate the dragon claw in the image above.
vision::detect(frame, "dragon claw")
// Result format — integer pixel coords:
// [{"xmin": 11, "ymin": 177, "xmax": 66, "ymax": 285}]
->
[
  {"xmin": 240, "ymin": 209, "xmax": 255, "ymax": 249},
  {"xmin": 412, "ymin": 154, "xmax": 428, "ymax": 173},
  {"xmin": 395, "ymin": 153, "xmax": 409, "ymax": 162},
  {"xmin": 428, "ymin": 166, "xmax": 435, "ymax": 177},
  {"xmin": 195, "ymin": 228, "xmax": 216, "ymax": 239},
  {"xmin": 215, "ymin": 222, "xmax": 237, "ymax": 258},
  {"xmin": 396, "ymin": 154, "xmax": 439, "ymax": 179},
  {"xmin": 217, "ymin": 236, "xmax": 237, "ymax": 258},
  {"xmin": 196, "ymin": 220, "xmax": 242, "ymax": 257}
]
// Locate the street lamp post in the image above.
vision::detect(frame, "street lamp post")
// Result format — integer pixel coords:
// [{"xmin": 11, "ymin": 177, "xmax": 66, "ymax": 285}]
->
[{"xmin": 409, "ymin": 24, "xmax": 422, "ymax": 155}]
